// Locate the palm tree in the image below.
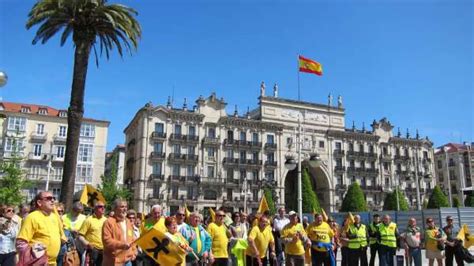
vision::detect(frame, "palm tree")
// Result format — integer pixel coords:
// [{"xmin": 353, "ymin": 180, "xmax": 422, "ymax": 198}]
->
[{"xmin": 26, "ymin": 0, "xmax": 141, "ymax": 209}]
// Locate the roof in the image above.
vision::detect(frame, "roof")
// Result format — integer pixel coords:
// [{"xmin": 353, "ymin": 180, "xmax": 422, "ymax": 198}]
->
[
  {"xmin": 0, "ymin": 101, "xmax": 110, "ymax": 124},
  {"xmin": 434, "ymin": 143, "xmax": 472, "ymax": 155}
]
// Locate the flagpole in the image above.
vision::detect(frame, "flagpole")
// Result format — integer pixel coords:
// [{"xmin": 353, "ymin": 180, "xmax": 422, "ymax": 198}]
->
[{"xmin": 297, "ymin": 54, "xmax": 301, "ymax": 101}]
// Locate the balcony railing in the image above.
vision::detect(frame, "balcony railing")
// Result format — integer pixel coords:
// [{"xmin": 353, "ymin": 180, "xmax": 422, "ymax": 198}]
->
[
  {"xmin": 53, "ymin": 134, "xmax": 67, "ymax": 142},
  {"xmin": 264, "ymin": 143, "xmax": 277, "ymax": 149},
  {"xmin": 264, "ymin": 160, "xmax": 277, "ymax": 167},
  {"xmin": 149, "ymin": 174, "xmax": 165, "ymax": 181},
  {"xmin": 334, "ymin": 166, "xmax": 345, "ymax": 172},
  {"xmin": 30, "ymin": 132, "xmax": 47, "ymax": 141},
  {"xmin": 333, "ymin": 150, "xmax": 345, "ymax": 156},
  {"xmin": 223, "ymin": 157, "xmax": 239, "ymax": 165},
  {"xmin": 28, "ymin": 153, "xmax": 47, "ymax": 161},
  {"xmin": 151, "ymin": 131, "xmax": 166, "ymax": 139},
  {"xmin": 150, "ymin": 152, "xmax": 166, "ymax": 160},
  {"xmin": 203, "ymin": 137, "xmax": 220, "ymax": 145}
]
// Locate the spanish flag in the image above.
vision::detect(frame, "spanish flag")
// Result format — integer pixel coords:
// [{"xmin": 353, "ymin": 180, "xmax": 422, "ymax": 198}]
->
[
  {"xmin": 257, "ymin": 194, "xmax": 269, "ymax": 214},
  {"xmin": 136, "ymin": 228, "xmax": 183, "ymax": 265},
  {"xmin": 299, "ymin": 55, "xmax": 323, "ymax": 76},
  {"xmin": 79, "ymin": 184, "xmax": 106, "ymax": 207}
]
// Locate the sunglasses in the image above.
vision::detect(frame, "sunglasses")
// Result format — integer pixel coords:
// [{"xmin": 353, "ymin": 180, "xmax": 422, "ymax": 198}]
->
[
  {"xmin": 128, "ymin": 216, "xmax": 136, "ymax": 219},
  {"xmin": 57, "ymin": 209, "xmax": 64, "ymax": 213},
  {"xmin": 427, "ymin": 220, "xmax": 433, "ymax": 223},
  {"xmin": 176, "ymin": 213, "xmax": 185, "ymax": 216},
  {"xmin": 42, "ymin": 196, "xmax": 55, "ymax": 201},
  {"xmin": 5, "ymin": 209, "xmax": 14, "ymax": 213},
  {"xmin": 217, "ymin": 214, "xmax": 225, "ymax": 217},
  {"xmin": 95, "ymin": 205, "xmax": 105, "ymax": 209}
]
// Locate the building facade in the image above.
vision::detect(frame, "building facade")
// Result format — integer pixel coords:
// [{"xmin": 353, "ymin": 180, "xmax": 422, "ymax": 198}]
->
[
  {"xmin": 434, "ymin": 143, "xmax": 473, "ymax": 205},
  {"xmin": 0, "ymin": 102, "xmax": 109, "ymax": 201},
  {"xmin": 124, "ymin": 86, "xmax": 437, "ymax": 213},
  {"xmin": 105, "ymin": 144, "xmax": 126, "ymax": 186}
]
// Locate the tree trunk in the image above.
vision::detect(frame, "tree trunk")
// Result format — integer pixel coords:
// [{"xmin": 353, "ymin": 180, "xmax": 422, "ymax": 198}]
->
[{"xmin": 60, "ymin": 40, "xmax": 91, "ymax": 210}]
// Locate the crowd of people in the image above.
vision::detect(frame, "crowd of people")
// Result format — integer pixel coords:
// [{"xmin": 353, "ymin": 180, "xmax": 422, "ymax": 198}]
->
[{"xmin": 0, "ymin": 190, "xmax": 471, "ymax": 266}]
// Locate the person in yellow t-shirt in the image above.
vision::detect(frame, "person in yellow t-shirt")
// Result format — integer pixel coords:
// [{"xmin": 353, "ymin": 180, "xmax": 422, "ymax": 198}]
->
[
  {"xmin": 16, "ymin": 191, "xmax": 66, "ymax": 265},
  {"xmin": 425, "ymin": 217, "xmax": 446, "ymax": 266},
  {"xmin": 78, "ymin": 201, "xmax": 107, "ymax": 266},
  {"xmin": 306, "ymin": 213, "xmax": 334, "ymax": 266},
  {"xmin": 163, "ymin": 216, "xmax": 192, "ymax": 266},
  {"xmin": 61, "ymin": 201, "xmax": 86, "ymax": 236},
  {"xmin": 281, "ymin": 211, "xmax": 308, "ymax": 265},
  {"xmin": 141, "ymin": 204, "xmax": 166, "ymax": 233},
  {"xmin": 246, "ymin": 216, "xmax": 276, "ymax": 266},
  {"xmin": 207, "ymin": 210, "xmax": 231, "ymax": 266}
]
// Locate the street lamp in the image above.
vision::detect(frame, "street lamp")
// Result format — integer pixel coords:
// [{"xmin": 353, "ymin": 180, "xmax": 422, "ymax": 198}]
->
[{"xmin": 284, "ymin": 114, "xmax": 321, "ymax": 222}]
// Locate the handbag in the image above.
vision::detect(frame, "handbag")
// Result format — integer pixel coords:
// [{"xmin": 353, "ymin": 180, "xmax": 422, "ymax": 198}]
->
[{"xmin": 63, "ymin": 239, "xmax": 81, "ymax": 266}]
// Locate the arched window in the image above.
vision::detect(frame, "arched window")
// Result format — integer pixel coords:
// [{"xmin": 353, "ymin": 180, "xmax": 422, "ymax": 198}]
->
[{"xmin": 204, "ymin": 190, "xmax": 217, "ymax": 200}]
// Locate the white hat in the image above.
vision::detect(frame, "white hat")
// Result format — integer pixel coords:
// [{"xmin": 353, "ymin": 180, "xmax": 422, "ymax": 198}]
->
[{"xmin": 288, "ymin": 211, "xmax": 297, "ymax": 216}]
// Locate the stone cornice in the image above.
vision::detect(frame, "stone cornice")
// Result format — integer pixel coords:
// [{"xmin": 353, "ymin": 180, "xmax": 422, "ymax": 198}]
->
[
  {"xmin": 260, "ymin": 96, "xmax": 344, "ymax": 112},
  {"xmin": 327, "ymin": 130, "xmax": 380, "ymax": 142},
  {"xmin": 389, "ymin": 137, "xmax": 433, "ymax": 147}
]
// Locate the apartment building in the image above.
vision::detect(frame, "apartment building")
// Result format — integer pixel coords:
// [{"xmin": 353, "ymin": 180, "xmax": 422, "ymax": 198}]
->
[
  {"xmin": 124, "ymin": 85, "xmax": 437, "ymax": 213},
  {"xmin": 0, "ymin": 102, "xmax": 109, "ymax": 201}
]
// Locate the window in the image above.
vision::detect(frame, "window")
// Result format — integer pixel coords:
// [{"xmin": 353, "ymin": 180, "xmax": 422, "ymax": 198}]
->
[
  {"xmin": 383, "ymin": 147, "xmax": 388, "ymax": 155},
  {"xmin": 360, "ymin": 160, "xmax": 366, "ymax": 169},
  {"xmin": 359, "ymin": 144, "xmax": 364, "ymax": 152},
  {"xmin": 437, "ymin": 160, "xmax": 443, "ymax": 169},
  {"xmin": 59, "ymin": 126, "xmax": 67, "ymax": 137},
  {"xmin": 33, "ymin": 144, "xmax": 42, "ymax": 156},
  {"xmin": 335, "ymin": 142, "xmax": 342, "ymax": 150},
  {"xmin": 349, "ymin": 143, "xmax": 354, "ymax": 151},
  {"xmin": 173, "ymin": 144, "xmax": 181, "ymax": 154},
  {"xmin": 59, "ymin": 111, "xmax": 67, "ymax": 117},
  {"xmin": 252, "ymin": 170, "xmax": 259, "ymax": 181},
  {"xmin": 404, "ymin": 148, "xmax": 409, "ymax": 157},
  {"xmin": 174, "ymin": 124, "xmax": 182, "ymax": 135},
  {"xmin": 227, "ymin": 189, "xmax": 233, "ymax": 200},
  {"xmin": 397, "ymin": 164, "xmax": 402, "ymax": 172},
  {"xmin": 171, "ymin": 185, "xmax": 179, "ymax": 200},
  {"xmin": 187, "ymin": 165, "xmax": 195, "ymax": 176},
  {"xmin": 240, "ymin": 151, "xmax": 246, "ymax": 162},
  {"xmin": 38, "ymin": 108, "xmax": 48, "ymax": 115},
  {"xmin": 189, "ymin": 126, "xmax": 196, "ymax": 136},
  {"xmin": 265, "ymin": 171, "xmax": 274, "ymax": 181},
  {"xmin": 267, "ymin": 134, "xmax": 274, "ymax": 144},
  {"xmin": 20, "ymin": 106, "xmax": 30, "ymax": 113},
  {"xmin": 207, "ymin": 166, "xmax": 215, "ymax": 178},
  {"xmin": 54, "ymin": 167, "xmax": 63, "ymax": 181},
  {"xmin": 207, "ymin": 147, "xmax": 215, "ymax": 157},
  {"xmin": 383, "ymin": 162, "xmax": 389, "ymax": 171},
  {"xmin": 188, "ymin": 145, "xmax": 195, "ymax": 155},
  {"xmin": 240, "ymin": 170, "xmax": 246, "ymax": 180},
  {"xmin": 80, "ymin": 123, "xmax": 95, "ymax": 137},
  {"xmin": 208, "ymin": 128, "xmax": 216, "ymax": 138},
  {"xmin": 155, "ymin": 123, "xmax": 164, "ymax": 133},
  {"xmin": 253, "ymin": 190, "xmax": 259, "ymax": 201},
  {"xmin": 227, "ymin": 169, "xmax": 234, "ymax": 179},
  {"xmin": 56, "ymin": 146, "xmax": 65, "ymax": 158},
  {"xmin": 240, "ymin": 131, "xmax": 246, "ymax": 141},
  {"xmin": 52, "ymin": 188, "xmax": 61, "ymax": 199},
  {"xmin": 423, "ymin": 151, "xmax": 428, "ymax": 159},
  {"xmin": 227, "ymin": 149, "xmax": 234, "ymax": 159},
  {"xmin": 187, "ymin": 187, "xmax": 195, "ymax": 200},
  {"xmin": 7, "ymin": 116, "xmax": 27, "ymax": 131},
  {"xmin": 227, "ymin": 130, "xmax": 234, "ymax": 140},
  {"xmin": 30, "ymin": 165, "xmax": 41, "ymax": 179},
  {"xmin": 337, "ymin": 175, "xmax": 343, "ymax": 185},
  {"xmin": 369, "ymin": 145, "xmax": 374, "ymax": 153},
  {"xmin": 350, "ymin": 160, "xmax": 355, "ymax": 168},
  {"xmin": 76, "ymin": 165, "xmax": 93, "ymax": 183},
  {"xmin": 153, "ymin": 163, "xmax": 162, "ymax": 175},
  {"xmin": 4, "ymin": 138, "xmax": 24, "ymax": 152},
  {"xmin": 319, "ymin": 141, "xmax": 325, "ymax": 148},
  {"xmin": 78, "ymin": 144, "xmax": 93, "ymax": 162},
  {"xmin": 204, "ymin": 190, "xmax": 217, "ymax": 200},
  {"xmin": 154, "ymin": 142, "xmax": 163, "ymax": 153},
  {"xmin": 336, "ymin": 158, "xmax": 343, "ymax": 167},
  {"xmin": 267, "ymin": 152, "xmax": 274, "ymax": 162},
  {"xmin": 36, "ymin": 124, "xmax": 45, "ymax": 135},
  {"xmin": 371, "ymin": 161, "xmax": 376, "ymax": 169},
  {"xmin": 252, "ymin": 152, "xmax": 259, "ymax": 161},
  {"xmin": 286, "ymin": 137, "xmax": 293, "ymax": 147},
  {"xmin": 172, "ymin": 165, "xmax": 180, "ymax": 176},
  {"xmin": 252, "ymin": 133, "xmax": 259, "ymax": 143}
]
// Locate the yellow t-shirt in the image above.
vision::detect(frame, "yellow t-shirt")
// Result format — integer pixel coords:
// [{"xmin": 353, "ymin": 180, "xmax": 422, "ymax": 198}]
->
[
  {"xmin": 78, "ymin": 215, "xmax": 107, "ymax": 250},
  {"xmin": 306, "ymin": 221, "xmax": 334, "ymax": 252},
  {"xmin": 62, "ymin": 213, "xmax": 86, "ymax": 231},
  {"xmin": 17, "ymin": 210, "xmax": 65, "ymax": 265},
  {"xmin": 246, "ymin": 225, "xmax": 274, "ymax": 259},
  {"xmin": 207, "ymin": 222, "xmax": 229, "ymax": 258},
  {"xmin": 281, "ymin": 223, "xmax": 306, "ymax": 255},
  {"xmin": 141, "ymin": 217, "xmax": 166, "ymax": 234},
  {"xmin": 425, "ymin": 227, "xmax": 442, "ymax": 251}
]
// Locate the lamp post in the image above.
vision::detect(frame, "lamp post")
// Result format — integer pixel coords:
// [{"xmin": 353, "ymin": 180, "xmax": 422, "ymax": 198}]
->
[
  {"xmin": 284, "ymin": 115, "xmax": 321, "ymax": 222},
  {"xmin": 414, "ymin": 147, "xmax": 421, "ymax": 210},
  {"xmin": 443, "ymin": 146, "xmax": 453, "ymax": 207}
]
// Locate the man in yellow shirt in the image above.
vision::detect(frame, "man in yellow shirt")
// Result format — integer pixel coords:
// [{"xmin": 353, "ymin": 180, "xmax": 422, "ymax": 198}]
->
[
  {"xmin": 281, "ymin": 211, "xmax": 307, "ymax": 266},
  {"xmin": 306, "ymin": 213, "xmax": 334, "ymax": 266},
  {"xmin": 62, "ymin": 201, "xmax": 86, "ymax": 237},
  {"xmin": 141, "ymin": 204, "xmax": 166, "ymax": 233},
  {"xmin": 78, "ymin": 201, "xmax": 107, "ymax": 266},
  {"xmin": 16, "ymin": 191, "xmax": 66, "ymax": 265},
  {"xmin": 207, "ymin": 210, "xmax": 231, "ymax": 266},
  {"xmin": 246, "ymin": 216, "xmax": 276, "ymax": 266}
]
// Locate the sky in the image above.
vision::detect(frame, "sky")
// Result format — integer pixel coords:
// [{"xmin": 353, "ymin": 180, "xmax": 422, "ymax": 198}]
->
[{"xmin": 0, "ymin": 0, "xmax": 472, "ymax": 151}]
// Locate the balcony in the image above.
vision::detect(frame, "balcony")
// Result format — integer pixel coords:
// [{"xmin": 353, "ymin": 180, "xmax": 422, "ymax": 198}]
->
[
  {"xmin": 170, "ymin": 133, "xmax": 198, "ymax": 143},
  {"xmin": 200, "ymin": 177, "xmax": 225, "ymax": 186},
  {"xmin": 380, "ymin": 153, "xmax": 392, "ymax": 161},
  {"xmin": 223, "ymin": 157, "xmax": 239, "ymax": 166},
  {"xmin": 28, "ymin": 153, "xmax": 47, "ymax": 161},
  {"xmin": 264, "ymin": 143, "xmax": 277, "ymax": 150},
  {"xmin": 335, "ymin": 184, "xmax": 347, "ymax": 191},
  {"xmin": 184, "ymin": 154, "xmax": 199, "ymax": 163},
  {"xmin": 169, "ymin": 153, "xmax": 185, "ymax": 162},
  {"xmin": 149, "ymin": 174, "xmax": 165, "ymax": 182},
  {"xmin": 150, "ymin": 152, "xmax": 166, "ymax": 160},
  {"xmin": 151, "ymin": 131, "xmax": 166, "ymax": 139},
  {"xmin": 30, "ymin": 132, "xmax": 47, "ymax": 142},
  {"xmin": 365, "ymin": 168, "xmax": 379, "ymax": 175},
  {"xmin": 366, "ymin": 152, "xmax": 377, "ymax": 160},
  {"xmin": 333, "ymin": 150, "xmax": 345, "ymax": 157},
  {"xmin": 334, "ymin": 166, "xmax": 345, "ymax": 173},
  {"xmin": 394, "ymin": 155, "xmax": 410, "ymax": 162},
  {"xmin": 169, "ymin": 175, "xmax": 187, "ymax": 183},
  {"xmin": 203, "ymin": 137, "xmax": 220, "ymax": 146},
  {"xmin": 53, "ymin": 134, "xmax": 67, "ymax": 143},
  {"xmin": 264, "ymin": 160, "xmax": 277, "ymax": 168},
  {"xmin": 223, "ymin": 139, "xmax": 237, "ymax": 147},
  {"xmin": 51, "ymin": 155, "xmax": 64, "ymax": 162},
  {"xmin": 347, "ymin": 150, "xmax": 356, "ymax": 158}
]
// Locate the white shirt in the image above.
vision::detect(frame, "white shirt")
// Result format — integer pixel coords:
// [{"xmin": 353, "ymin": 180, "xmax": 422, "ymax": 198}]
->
[{"xmin": 273, "ymin": 216, "xmax": 290, "ymax": 232}]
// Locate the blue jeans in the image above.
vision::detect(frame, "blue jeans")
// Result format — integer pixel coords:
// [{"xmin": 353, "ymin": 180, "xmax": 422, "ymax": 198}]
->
[
  {"xmin": 408, "ymin": 247, "xmax": 422, "ymax": 266},
  {"xmin": 379, "ymin": 245, "xmax": 395, "ymax": 266},
  {"xmin": 124, "ymin": 261, "xmax": 132, "ymax": 266}
]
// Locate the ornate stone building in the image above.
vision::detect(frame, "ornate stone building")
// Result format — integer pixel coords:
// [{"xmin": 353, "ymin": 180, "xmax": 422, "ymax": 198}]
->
[{"xmin": 124, "ymin": 86, "xmax": 437, "ymax": 213}]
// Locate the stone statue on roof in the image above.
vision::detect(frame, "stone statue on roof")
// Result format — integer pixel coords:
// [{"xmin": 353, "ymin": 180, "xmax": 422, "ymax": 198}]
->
[
  {"xmin": 328, "ymin": 93, "xmax": 333, "ymax": 106},
  {"xmin": 273, "ymin": 83, "xmax": 278, "ymax": 98},
  {"xmin": 337, "ymin": 95, "xmax": 343, "ymax": 108},
  {"xmin": 260, "ymin": 81, "xmax": 265, "ymax": 97}
]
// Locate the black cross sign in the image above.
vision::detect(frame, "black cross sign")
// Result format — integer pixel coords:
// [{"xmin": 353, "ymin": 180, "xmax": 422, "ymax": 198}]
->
[
  {"xmin": 87, "ymin": 192, "xmax": 99, "ymax": 206},
  {"xmin": 146, "ymin": 237, "xmax": 170, "ymax": 259}
]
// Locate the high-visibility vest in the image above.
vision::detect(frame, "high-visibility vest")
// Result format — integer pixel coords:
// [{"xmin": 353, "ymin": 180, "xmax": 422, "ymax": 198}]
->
[
  {"xmin": 368, "ymin": 223, "xmax": 379, "ymax": 245},
  {"xmin": 379, "ymin": 222, "xmax": 397, "ymax": 248},
  {"xmin": 348, "ymin": 224, "xmax": 368, "ymax": 249}
]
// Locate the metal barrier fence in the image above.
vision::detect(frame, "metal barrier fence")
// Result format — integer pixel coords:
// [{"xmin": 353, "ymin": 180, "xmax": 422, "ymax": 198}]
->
[{"xmin": 303, "ymin": 207, "xmax": 474, "ymax": 231}]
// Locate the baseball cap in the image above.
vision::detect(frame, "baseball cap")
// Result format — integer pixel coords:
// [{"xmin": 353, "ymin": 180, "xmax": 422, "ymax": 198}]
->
[{"xmin": 288, "ymin": 211, "xmax": 297, "ymax": 216}]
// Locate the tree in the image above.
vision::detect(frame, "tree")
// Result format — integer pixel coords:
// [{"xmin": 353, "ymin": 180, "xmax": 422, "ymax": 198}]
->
[
  {"xmin": 302, "ymin": 168, "xmax": 321, "ymax": 213},
  {"xmin": 99, "ymin": 153, "xmax": 131, "ymax": 211},
  {"xmin": 383, "ymin": 188, "xmax": 409, "ymax": 211},
  {"xmin": 340, "ymin": 182, "xmax": 368, "ymax": 212},
  {"xmin": 427, "ymin": 185, "xmax": 450, "ymax": 209},
  {"xmin": 452, "ymin": 196, "xmax": 461, "ymax": 207},
  {"xmin": 465, "ymin": 195, "xmax": 474, "ymax": 207},
  {"xmin": 27, "ymin": 0, "xmax": 141, "ymax": 209},
  {"xmin": 263, "ymin": 187, "xmax": 276, "ymax": 215},
  {"xmin": 0, "ymin": 137, "xmax": 32, "ymax": 205}
]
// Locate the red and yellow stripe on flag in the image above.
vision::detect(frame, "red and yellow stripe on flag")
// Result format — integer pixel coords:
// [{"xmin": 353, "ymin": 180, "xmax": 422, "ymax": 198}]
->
[{"xmin": 299, "ymin": 55, "xmax": 323, "ymax": 76}]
